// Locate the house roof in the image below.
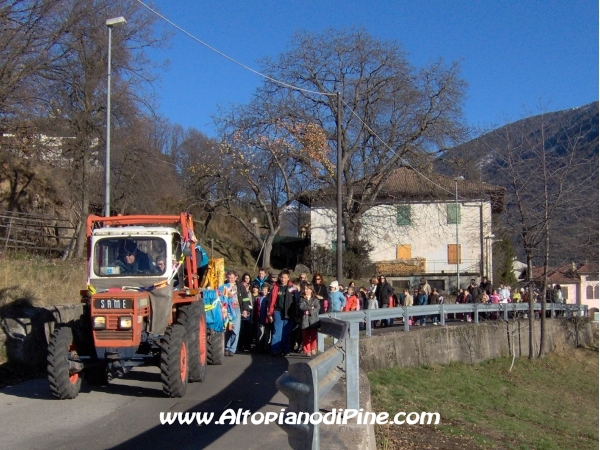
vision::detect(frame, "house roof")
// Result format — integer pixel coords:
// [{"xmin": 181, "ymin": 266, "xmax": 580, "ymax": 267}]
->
[
  {"xmin": 300, "ymin": 167, "xmax": 505, "ymax": 212},
  {"xmin": 525, "ymin": 263, "xmax": 599, "ymax": 284}
]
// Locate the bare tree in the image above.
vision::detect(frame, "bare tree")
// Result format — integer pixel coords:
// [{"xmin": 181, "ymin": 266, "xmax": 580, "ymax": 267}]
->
[
  {"xmin": 214, "ymin": 100, "xmax": 331, "ymax": 269},
  {"xmin": 255, "ymin": 28, "xmax": 468, "ymax": 249},
  {"xmin": 491, "ymin": 105, "xmax": 598, "ymax": 358},
  {"xmin": 110, "ymin": 115, "xmax": 181, "ymax": 214},
  {"xmin": 38, "ymin": 0, "xmax": 166, "ymax": 257},
  {"xmin": 0, "ymin": 0, "xmax": 70, "ymax": 131}
]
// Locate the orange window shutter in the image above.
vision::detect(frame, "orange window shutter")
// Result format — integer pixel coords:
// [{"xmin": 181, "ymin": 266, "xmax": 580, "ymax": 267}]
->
[
  {"xmin": 396, "ymin": 244, "xmax": 411, "ymax": 259},
  {"xmin": 448, "ymin": 244, "xmax": 461, "ymax": 264}
]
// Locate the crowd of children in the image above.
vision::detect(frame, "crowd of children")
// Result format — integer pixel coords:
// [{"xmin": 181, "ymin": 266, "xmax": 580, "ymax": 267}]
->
[{"xmin": 217, "ymin": 270, "xmax": 565, "ymax": 356}]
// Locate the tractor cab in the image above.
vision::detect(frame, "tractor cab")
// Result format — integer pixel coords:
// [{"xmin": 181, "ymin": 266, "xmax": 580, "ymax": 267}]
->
[{"xmin": 89, "ymin": 227, "xmax": 184, "ymax": 291}]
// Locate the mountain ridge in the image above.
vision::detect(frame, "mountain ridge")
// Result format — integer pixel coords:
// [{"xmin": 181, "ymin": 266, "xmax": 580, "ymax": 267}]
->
[{"xmin": 436, "ymin": 101, "xmax": 599, "ymax": 266}]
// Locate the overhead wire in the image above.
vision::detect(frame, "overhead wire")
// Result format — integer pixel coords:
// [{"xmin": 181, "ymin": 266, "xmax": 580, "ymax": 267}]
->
[
  {"xmin": 134, "ymin": 0, "xmax": 334, "ymax": 98},
  {"xmin": 340, "ymin": 98, "xmax": 459, "ymax": 197},
  {"xmin": 135, "ymin": 0, "xmax": 464, "ymax": 198}
]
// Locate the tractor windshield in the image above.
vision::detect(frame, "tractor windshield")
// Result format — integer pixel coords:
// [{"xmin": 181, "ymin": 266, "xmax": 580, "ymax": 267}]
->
[{"xmin": 93, "ymin": 237, "xmax": 167, "ymax": 277}]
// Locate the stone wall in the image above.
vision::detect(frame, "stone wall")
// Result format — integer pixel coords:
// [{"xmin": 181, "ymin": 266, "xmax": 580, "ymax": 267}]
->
[
  {"xmin": 359, "ymin": 319, "xmax": 594, "ymax": 371},
  {"xmin": 1, "ymin": 303, "xmax": 87, "ymax": 366}
]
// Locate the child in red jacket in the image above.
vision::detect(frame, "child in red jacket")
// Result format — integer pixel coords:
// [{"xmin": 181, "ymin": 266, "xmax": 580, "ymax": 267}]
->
[{"xmin": 345, "ymin": 287, "xmax": 359, "ymax": 312}]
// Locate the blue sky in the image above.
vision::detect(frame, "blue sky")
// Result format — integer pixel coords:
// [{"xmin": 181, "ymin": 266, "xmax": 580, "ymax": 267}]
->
[{"xmin": 143, "ymin": 0, "xmax": 599, "ymax": 137}]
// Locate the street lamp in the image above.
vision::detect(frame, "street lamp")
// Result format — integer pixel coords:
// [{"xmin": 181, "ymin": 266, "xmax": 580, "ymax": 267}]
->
[
  {"xmin": 105, "ymin": 16, "xmax": 127, "ymax": 217},
  {"xmin": 454, "ymin": 176, "xmax": 464, "ymax": 293}
]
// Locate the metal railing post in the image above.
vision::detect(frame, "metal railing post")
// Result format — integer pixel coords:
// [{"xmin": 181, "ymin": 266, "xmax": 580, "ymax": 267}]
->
[
  {"xmin": 346, "ymin": 321, "xmax": 360, "ymax": 410},
  {"xmin": 440, "ymin": 303, "xmax": 445, "ymax": 326},
  {"xmin": 404, "ymin": 306, "xmax": 409, "ymax": 331},
  {"xmin": 318, "ymin": 331, "xmax": 324, "ymax": 353},
  {"xmin": 365, "ymin": 309, "xmax": 372, "ymax": 336},
  {"xmin": 474, "ymin": 304, "xmax": 479, "ymax": 323}
]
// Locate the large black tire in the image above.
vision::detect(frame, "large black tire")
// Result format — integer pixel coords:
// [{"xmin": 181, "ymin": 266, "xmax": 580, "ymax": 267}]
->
[
  {"xmin": 85, "ymin": 365, "xmax": 109, "ymax": 386},
  {"xmin": 207, "ymin": 330, "xmax": 224, "ymax": 365},
  {"xmin": 178, "ymin": 302, "xmax": 207, "ymax": 382},
  {"xmin": 47, "ymin": 327, "xmax": 82, "ymax": 399},
  {"xmin": 160, "ymin": 323, "xmax": 189, "ymax": 398}
]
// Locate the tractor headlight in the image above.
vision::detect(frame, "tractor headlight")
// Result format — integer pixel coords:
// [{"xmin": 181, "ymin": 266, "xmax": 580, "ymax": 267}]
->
[
  {"xmin": 119, "ymin": 316, "xmax": 133, "ymax": 330},
  {"xmin": 93, "ymin": 316, "xmax": 106, "ymax": 330}
]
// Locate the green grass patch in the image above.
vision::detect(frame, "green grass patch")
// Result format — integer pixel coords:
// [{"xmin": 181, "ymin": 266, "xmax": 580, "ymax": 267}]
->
[{"xmin": 368, "ymin": 348, "xmax": 599, "ymax": 449}]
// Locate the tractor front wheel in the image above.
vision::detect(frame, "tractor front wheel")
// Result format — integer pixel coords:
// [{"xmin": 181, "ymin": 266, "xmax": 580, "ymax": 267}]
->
[
  {"xmin": 178, "ymin": 302, "xmax": 207, "ymax": 382},
  {"xmin": 160, "ymin": 324, "xmax": 189, "ymax": 398},
  {"xmin": 47, "ymin": 327, "xmax": 82, "ymax": 399}
]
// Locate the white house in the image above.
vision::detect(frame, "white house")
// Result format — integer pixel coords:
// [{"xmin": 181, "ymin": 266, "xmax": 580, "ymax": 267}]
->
[
  {"xmin": 307, "ymin": 167, "xmax": 504, "ymax": 293},
  {"xmin": 527, "ymin": 263, "xmax": 599, "ymax": 317}
]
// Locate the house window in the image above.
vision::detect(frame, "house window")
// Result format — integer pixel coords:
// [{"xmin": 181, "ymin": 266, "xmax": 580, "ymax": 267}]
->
[
  {"xmin": 396, "ymin": 244, "xmax": 411, "ymax": 259},
  {"xmin": 562, "ymin": 287, "xmax": 568, "ymax": 299},
  {"xmin": 428, "ymin": 279, "xmax": 446, "ymax": 292},
  {"xmin": 587, "ymin": 286, "xmax": 594, "ymax": 299},
  {"xmin": 595, "ymin": 286, "xmax": 599, "ymax": 299},
  {"xmin": 447, "ymin": 204, "xmax": 461, "ymax": 225},
  {"xmin": 447, "ymin": 244, "xmax": 461, "ymax": 264},
  {"xmin": 396, "ymin": 205, "xmax": 411, "ymax": 226},
  {"xmin": 392, "ymin": 280, "xmax": 410, "ymax": 290}
]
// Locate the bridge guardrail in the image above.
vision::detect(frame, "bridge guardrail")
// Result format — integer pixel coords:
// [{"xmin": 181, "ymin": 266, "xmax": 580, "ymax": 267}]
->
[
  {"xmin": 275, "ymin": 318, "xmax": 359, "ymax": 450},
  {"xmin": 320, "ymin": 302, "xmax": 588, "ymax": 337},
  {"xmin": 276, "ymin": 302, "xmax": 587, "ymax": 449}
]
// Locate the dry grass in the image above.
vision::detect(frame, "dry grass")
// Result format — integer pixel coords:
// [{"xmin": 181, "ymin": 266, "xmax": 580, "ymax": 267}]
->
[
  {"xmin": 369, "ymin": 347, "xmax": 599, "ymax": 449},
  {"xmin": 0, "ymin": 255, "xmax": 87, "ymax": 309}
]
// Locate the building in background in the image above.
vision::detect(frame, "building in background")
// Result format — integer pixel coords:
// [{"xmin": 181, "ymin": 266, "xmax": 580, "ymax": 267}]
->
[
  {"xmin": 304, "ymin": 167, "xmax": 504, "ymax": 293},
  {"xmin": 525, "ymin": 263, "xmax": 599, "ymax": 317}
]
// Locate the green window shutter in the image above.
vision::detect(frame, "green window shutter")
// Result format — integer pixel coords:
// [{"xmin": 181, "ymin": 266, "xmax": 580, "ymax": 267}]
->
[
  {"xmin": 447, "ymin": 204, "xmax": 461, "ymax": 225},
  {"xmin": 396, "ymin": 205, "xmax": 411, "ymax": 226}
]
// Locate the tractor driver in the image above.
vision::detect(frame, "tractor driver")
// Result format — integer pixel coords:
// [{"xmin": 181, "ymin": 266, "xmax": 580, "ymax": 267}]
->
[{"xmin": 118, "ymin": 240, "xmax": 155, "ymax": 274}]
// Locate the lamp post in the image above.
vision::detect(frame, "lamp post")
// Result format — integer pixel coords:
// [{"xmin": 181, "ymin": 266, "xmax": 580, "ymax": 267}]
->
[
  {"xmin": 105, "ymin": 16, "xmax": 127, "ymax": 217},
  {"xmin": 454, "ymin": 176, "xmax": 464, "ymax": 293}
]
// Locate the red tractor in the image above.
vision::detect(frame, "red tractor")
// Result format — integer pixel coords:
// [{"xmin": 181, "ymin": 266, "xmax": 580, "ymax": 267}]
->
[{"xmin": 47, "ymin": 213, "xmax": 214, "ymax": 399}]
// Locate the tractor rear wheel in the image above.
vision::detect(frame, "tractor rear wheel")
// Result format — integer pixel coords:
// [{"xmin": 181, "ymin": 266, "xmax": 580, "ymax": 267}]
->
[
  {"xmin": 160, "ymin": 324, "xmax": 189, "ymax": 398},
  {"xmin": 178, "ymin": 302, "xmax": 207, "ymax": 382},
  {"xmin": 207, "ymin": 330, "xmax": 224, "ymax": 365},
  {"xmin": 47, "ymin": 327, "xmax": 82, "ymax": 399}
]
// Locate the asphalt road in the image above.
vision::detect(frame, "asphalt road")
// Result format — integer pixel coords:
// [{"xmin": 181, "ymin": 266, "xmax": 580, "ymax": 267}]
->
[
  {"xmin": 0, "ymin": 352, "xmax": 300, "ymax": 450},
  {"xmin": 0, "ymin": 317, "xmax": 495, "ymax": 450}
]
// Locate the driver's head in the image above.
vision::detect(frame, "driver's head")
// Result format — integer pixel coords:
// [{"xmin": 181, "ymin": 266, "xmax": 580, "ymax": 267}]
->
[{"xmin": 122, "ymin": 240, "xmax": 138, "ymax": 265}]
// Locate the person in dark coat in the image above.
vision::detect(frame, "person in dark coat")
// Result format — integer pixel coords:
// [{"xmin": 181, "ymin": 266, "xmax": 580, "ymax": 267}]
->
[
  {"xmin": 118, "ymin": 240, "xmax": 154, "ymax": 274},
  {"xmin": 377, "ymin": 276, "xmax": 394, "ymax": 327},
  {"xmin": 479, "ymin": 276, "xmax": 492, "ymax": 295},
  {"xmin": 299, "ymin": 285, "xmax": 320, "ymax": 357},
  {"xmin": 266, "ymin": 270, "xmax": 298, "ymax": 356},
  {"xmin": 312, "ymin": 273, "xmax": 329, "ymax": 314}
]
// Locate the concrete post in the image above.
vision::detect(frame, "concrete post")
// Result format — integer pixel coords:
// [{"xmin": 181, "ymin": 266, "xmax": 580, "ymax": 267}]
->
[{"xmin": 346, "ymin": 322, "xmax": 360, "ymax": 410}]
